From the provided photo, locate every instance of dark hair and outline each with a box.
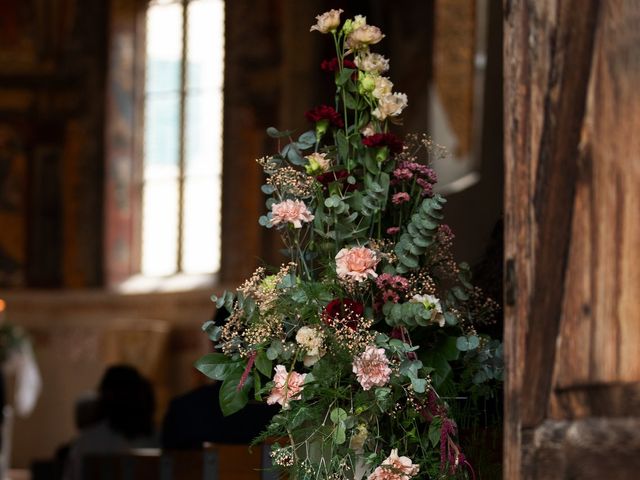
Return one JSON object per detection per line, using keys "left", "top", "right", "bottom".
{"left": 98, "top": 365, "right": 155, "bottom": 440}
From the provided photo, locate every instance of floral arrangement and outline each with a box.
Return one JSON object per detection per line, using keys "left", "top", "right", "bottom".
{"left": 197, "top": 10, "right": 502, "bottom": 480}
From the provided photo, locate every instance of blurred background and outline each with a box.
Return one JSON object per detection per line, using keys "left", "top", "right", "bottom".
{"left": 0, "top": 0, "right": 503, "bottom": 473}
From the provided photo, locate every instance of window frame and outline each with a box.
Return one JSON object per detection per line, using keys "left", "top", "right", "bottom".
{"left": 105, "top": 0, "right": 225, "bottom": 289}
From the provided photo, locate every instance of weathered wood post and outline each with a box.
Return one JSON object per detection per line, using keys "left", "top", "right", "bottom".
{"left": 504, "top": 0, "right": 640, "bottom": 478}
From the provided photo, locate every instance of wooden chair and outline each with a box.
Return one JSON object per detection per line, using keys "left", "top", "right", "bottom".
{"left": 81, "top": 444, "right": 271, "bottom": 480}
{"left": 83, "top": 449, "right": 160, "bottom": 480}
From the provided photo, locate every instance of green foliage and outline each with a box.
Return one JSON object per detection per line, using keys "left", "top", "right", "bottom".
{"left": 394, "top": 195, "right": 447, "bottom": 274}
{"left": 196, "top": 12, "right": 503, "bottom": 480}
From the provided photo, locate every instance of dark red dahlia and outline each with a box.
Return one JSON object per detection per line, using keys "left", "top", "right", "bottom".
{"left": 323, "top": 298, "right": 364, "bottom": 329}
{"left": 305, "top": 105, "right": 344, "bottom": 128}
{"left": 362, "top": 133, "right": 404, "bottom": 154}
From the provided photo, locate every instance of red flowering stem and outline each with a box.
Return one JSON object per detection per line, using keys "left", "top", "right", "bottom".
{"left": 463, "top": 459, "right": 477, "bottom": 480}
{"left": 237, "top": 351, "right": 257, "bottom": 391}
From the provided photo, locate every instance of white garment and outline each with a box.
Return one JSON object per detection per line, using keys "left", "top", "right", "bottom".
{"left": 3, "top": 342, "right": 42, "bottom": 417}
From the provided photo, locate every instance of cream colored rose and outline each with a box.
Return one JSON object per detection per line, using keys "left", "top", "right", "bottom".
{"left": 295, "top": 326, "right": 325, "bottom": 366}
{"left": 355, "top": 52, "right": 389, "bottom": 74}
{"left": 304, "top": 152, "right": 331, "bottom": 175}
{"left": 346, "top": 24, "right": 385, "bottom": 50}
{"left": 372, "top": 76, "right": 393, "bottom": 100}
{"left": 310, "top": 9, "right": 343, "bottom": 33}
{"left": 349, "top": 424, "right": 368, "bottom": 453}
{"left": 372, "top": 92, "right": 408, "bottom": 120}
{"left": 352, "top": 15, "right": 367, "bottom": 30}
{"left": 410, "top": 294, "right": 445, "bottom": 327}
{"left": 360, "top": 123, "right": 376, "bottom": 137}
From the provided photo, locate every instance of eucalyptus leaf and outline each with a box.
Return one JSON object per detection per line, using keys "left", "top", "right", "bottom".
{"left": 411, "top": 377, "right": 428, "bottom": 393}
{"left": 297, "top": 130, "right": 316, "bottom": 148}
{"left": 330, "top": 408, "right": 348, "bottom": 424}
{"left": 452, "top": 286, "right": 469, "bottom": 301}
{"left": 266, "top": 126, "right": 293, "bottom": 138}
{"left": 456, "top": 337, "right": 470, "bottom": 351}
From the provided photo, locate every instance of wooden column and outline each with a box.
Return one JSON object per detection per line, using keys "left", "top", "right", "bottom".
{"left": 220, "top": 0, "right": 283, "bottom": 284}
{"left": 504, "top": 0, "right": 640, "bottom": 478}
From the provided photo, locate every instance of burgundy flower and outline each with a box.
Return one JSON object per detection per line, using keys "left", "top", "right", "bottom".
{"left": 417, "top": 178, "right": 434, "bottom": 197}
{"left": 320, "top": 57, "right": 357, "bottom": 73}
{"left": 392, "top": 192, "right": 411, "bottom": 205}
{"left": 361, "top": 133, "right": 404, "bottom": 154}
{"left": 322, "top": 298, "right": 364, "bottom": 329}
{"left": 381, "top": 289, "right": 400, "bottom": 304}
{"left": 315, "top": 169, "right": 358, "bottom": 192}
{"left": 393, "top": 167, "right": 413, "bottom": 181}
{"left": 304, "top": 105, "right": 344, "bottom": 128}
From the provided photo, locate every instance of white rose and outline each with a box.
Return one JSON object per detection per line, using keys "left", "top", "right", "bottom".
{"left": 372, "top": 77, "right": 393, "bottom": 99}
{"left": 372, "top": 92, "right": 408, "bottom": 120}
{"left": 410, "top": 294, "right": 445, "bottom": 327}
{"left": 355, "top": 52, "right": 390, "bottom": 74}
{"left": 310, "top": 9, "right": 343, "bottom": 34}
{"left": 360, "top": 123, "right": 376, "bottom": 137}
{"left": 296, "top": 326, "right": 325, "bottom": 365}
{"left": 346, "top": 25, "right": 385, "bottom": 50}
{"left": 352, "top": 15, "right": 367, "bottom": 30}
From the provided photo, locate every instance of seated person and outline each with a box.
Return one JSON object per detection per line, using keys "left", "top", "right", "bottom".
{"left": 64, "top": 365, "right": 158, "bottom": 480}
{"left": 161, "top": 381, "right": 276, "bottom": 450}
{"left": 162, "top": 308, "right": 276, "bottom": 449}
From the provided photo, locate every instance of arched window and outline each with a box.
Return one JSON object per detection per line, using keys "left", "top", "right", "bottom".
{"left": 105, "top": 0, "right": 225, "bottom": 288}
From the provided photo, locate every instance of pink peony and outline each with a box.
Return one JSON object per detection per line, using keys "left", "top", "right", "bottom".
{"left": 270, "top": 199, "right": 314, "bottom": 228}
{"left": 352, "top": 345, "right": 392, "bottom": 390}
{"left": 266, "top": 365, "right": 307, "bottom": 409}
{"left": 335, "top": 246, "right": 379, "bottom": 282}
{"left": 367, "top": 449, "right": 420, "bottom": 480}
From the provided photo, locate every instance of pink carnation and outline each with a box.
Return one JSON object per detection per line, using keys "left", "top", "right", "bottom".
{"left": 335, "top": 246, "right": 379, "bottom": 282}
{"left": 393, "top": 168, "right": 413, "bottom": 181}
{"left": 270, "top": 199, "right": 314, "bottom": 228}
{"left": 368, "top": 449, "right": 420, "bottom": 480}
{"left": 352, "top": 345, "right": 392, "bottom": 390}
{"left": 266, "top": 365, "right": 307, "bottom": 409}
{"left": 392, "top": 192, "right": 410, "bottom": 205}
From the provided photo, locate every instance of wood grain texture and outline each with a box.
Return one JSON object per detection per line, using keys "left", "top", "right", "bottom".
{"left": 504, "top": 0, "right": 640, "bottom": 478}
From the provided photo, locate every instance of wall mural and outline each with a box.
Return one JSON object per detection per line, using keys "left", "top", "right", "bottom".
{"left": 0, "top": 0, "right": 104, "bottom": 288}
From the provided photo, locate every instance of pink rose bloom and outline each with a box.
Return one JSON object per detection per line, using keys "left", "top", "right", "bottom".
{"left": 266, "top": 365, "right": 307, "bottom": 409}
{"left": 352, "top": 345, "right": 392, "bottom": 390}
{"left": 368, "top": 449, "right": 420, "bottom": 480}
{"left": 271, "top": 199, "right": 314, "bottom": 228}
{"left": 392, "top": 192, "right": 410, "bottom": 205}
{"left": 335, "top": 246, "right": 379, "bottom": 282}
